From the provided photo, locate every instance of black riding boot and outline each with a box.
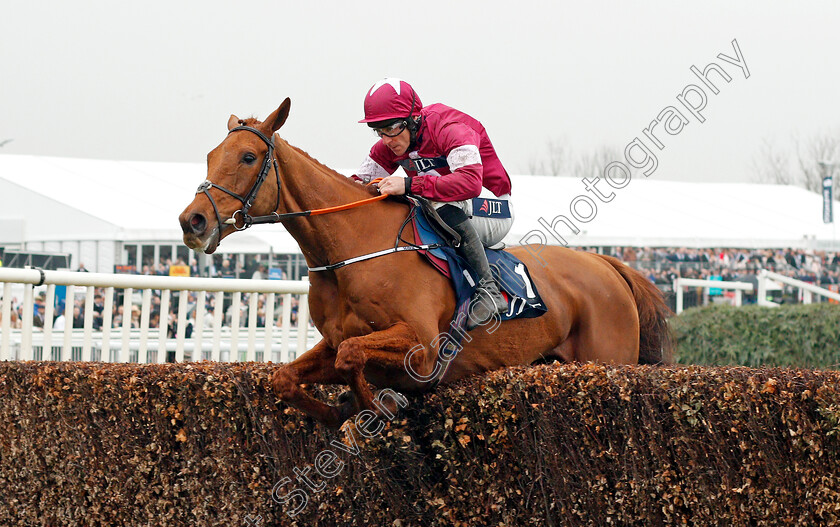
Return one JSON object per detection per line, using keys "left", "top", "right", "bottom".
{"left": 437, "top": 205, "right": 508, "bottom": 330}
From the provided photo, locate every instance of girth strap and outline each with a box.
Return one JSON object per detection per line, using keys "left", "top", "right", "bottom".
{"left": 307, "top": 243, "right": 443, "bottom": 272}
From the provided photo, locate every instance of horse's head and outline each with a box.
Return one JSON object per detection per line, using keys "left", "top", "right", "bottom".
{"left": 179, "top": 98, "right": 291, "bottom": 254}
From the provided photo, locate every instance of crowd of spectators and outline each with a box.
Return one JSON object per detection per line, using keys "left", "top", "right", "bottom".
{"left": 1, "top": 256, "right": 298, "bottom": 332}
{"left": 596, "top": 247, "right": 840, "bottom": 287}
{"left": 1, "top": 289, "right": 305, "bottom": 335}
{"left": 3, "top": 248, "right": 839, "bottom": 330}
{"left": 596, "top": 247, "right": 840, "bottom": 307}
{"left": 137, "top": 248, "right": 840, "bottom": 287}
{"left": 130, "top": 255, "right": 287, "bottom": 281}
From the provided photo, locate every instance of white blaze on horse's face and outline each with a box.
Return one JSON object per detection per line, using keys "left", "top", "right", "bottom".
{"left": 199, "top": 225, "right": 220, "bottom": 253}
{"left": 178, "top": 99, "right": 292, "bottom": 254}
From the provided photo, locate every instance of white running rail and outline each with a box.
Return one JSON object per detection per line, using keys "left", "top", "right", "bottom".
{"left": 757, "top": 269, "right": 840, "bottom": 307}
{"left": 673, "top": 277, "right": 754, "bottom": 314}
{"left": 0, "top": 268, "right": 318, "bottom": 363}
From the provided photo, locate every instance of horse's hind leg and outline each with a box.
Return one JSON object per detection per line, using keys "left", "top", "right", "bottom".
{"left": 271, "top": 339, "right": 351, "bottom": 428}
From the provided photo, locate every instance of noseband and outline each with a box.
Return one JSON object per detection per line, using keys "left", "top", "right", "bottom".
{"left": 195, "top": 125, "right": 282, "bottom": 247}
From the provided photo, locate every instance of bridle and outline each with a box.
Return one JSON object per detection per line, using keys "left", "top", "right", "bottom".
{"left": 193, "top": 125, "right": 441, "bottom": 273}
{"left": 195, "top": 125, "right": 282, "bottom": 249}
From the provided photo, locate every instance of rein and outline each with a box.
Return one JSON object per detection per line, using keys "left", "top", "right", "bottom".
{"left": 308, "top": 206, "right": 443, "bottom": 272}
{"left": 240, "top": 193, "right": 389, "bottom": 225}
{"left": 196, "top": 126, "right": 420, "bottom": 269}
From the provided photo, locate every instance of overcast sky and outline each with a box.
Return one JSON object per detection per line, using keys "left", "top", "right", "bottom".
{"left": 1, "top": 1, "right": 839, "bottom": 184}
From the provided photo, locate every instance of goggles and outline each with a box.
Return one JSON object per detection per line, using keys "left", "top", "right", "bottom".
{"left": 372, "top": 120, "right": 407, "bottom": 138}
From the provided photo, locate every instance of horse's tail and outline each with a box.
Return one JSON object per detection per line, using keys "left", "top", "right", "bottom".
{"left": 594, "top": 254, "right": 674, "bottom": 364}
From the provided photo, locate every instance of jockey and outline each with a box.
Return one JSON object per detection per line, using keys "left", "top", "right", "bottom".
{"left": 353, "top": 78, "right": 513, "bottom": 330}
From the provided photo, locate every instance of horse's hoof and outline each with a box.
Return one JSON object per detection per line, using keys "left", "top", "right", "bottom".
{"left": 336, "top": 390, "right": 360, "bottom": 420}
{"left": 372, "top": 389, "right": 405, "bottom": 421}
{"left": 337, "top": 389, "right": 355, "bottom": 406}
{"left": 314, "top": 399, "right": 354, "bottom": 430}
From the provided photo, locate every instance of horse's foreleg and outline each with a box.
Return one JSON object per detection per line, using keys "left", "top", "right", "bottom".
{"left": 334, "top": 321, "right": 427, "bottom": 418}
{"left": 271, "top": 339, "right": 350, "bottom": 428}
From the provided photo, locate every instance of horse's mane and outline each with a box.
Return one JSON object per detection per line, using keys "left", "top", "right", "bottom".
{"left": 237, "top": 117, "right": 379, "bottom": 197}
{"left": 285, "top": 142, "right": 341, "bottom": 179}
{"left": 281, "top": 139, "right": 379, "bottom": 196}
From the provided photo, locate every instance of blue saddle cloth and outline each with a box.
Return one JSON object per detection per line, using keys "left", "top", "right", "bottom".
{"left": 412, "top": 205, "right": 548, "bottom": 323}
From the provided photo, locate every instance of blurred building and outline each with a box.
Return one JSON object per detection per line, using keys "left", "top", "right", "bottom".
{"left": 1, "top": 154, "right": 838, "bottom": 276}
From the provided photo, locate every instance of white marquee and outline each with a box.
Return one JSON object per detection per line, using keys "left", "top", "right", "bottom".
{"left": 1, "top": 154, "right": 838, "bottom": 273}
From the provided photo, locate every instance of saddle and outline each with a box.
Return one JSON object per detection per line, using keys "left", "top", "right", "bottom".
{"left": 405, "top": 197, "right": 547, "bottom": 323}
{"left": 414, "top": 196, "right": 506, "bottom": 250}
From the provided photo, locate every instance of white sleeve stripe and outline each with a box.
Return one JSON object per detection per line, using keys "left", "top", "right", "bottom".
{"left": 356, "top": 156, "right": 392, "bottom": 182}
{"left": 447, "top": 145, "right": 482, "bottom": 170}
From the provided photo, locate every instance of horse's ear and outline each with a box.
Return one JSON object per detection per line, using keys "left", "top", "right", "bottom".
{"left": 227, "top": 114, "right": 240, "bottom": 131}
{"left": 266, "top": 98, "right": 291, "bottom": 133}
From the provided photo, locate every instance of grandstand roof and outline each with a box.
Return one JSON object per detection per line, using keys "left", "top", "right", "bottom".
{"left": 1, "top": 154, "right": 838, "bottom": 251}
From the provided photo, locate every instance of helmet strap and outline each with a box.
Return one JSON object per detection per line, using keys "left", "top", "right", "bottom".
{"left": 406, "top": 88, "right": 420, "bottom": 149}
{"left": 408, "top": 116, "right": 422, "bottom": 150}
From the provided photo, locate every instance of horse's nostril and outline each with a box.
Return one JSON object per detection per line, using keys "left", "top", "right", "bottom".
{"left": 189, "top": 213, "right": 206, "bottom": 234}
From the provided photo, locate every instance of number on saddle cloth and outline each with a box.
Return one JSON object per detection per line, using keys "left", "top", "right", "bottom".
{"left": 411, "top": 203, "right": 547, "bottom": 322}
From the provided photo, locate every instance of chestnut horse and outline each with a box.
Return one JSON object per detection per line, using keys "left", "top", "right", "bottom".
{"left": 179, "top": 99, "right": 672, "bottom": 428}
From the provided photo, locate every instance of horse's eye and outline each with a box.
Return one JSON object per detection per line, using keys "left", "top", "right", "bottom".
{"left": 243, "top": 153, "right": 257, "bottom": 164}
